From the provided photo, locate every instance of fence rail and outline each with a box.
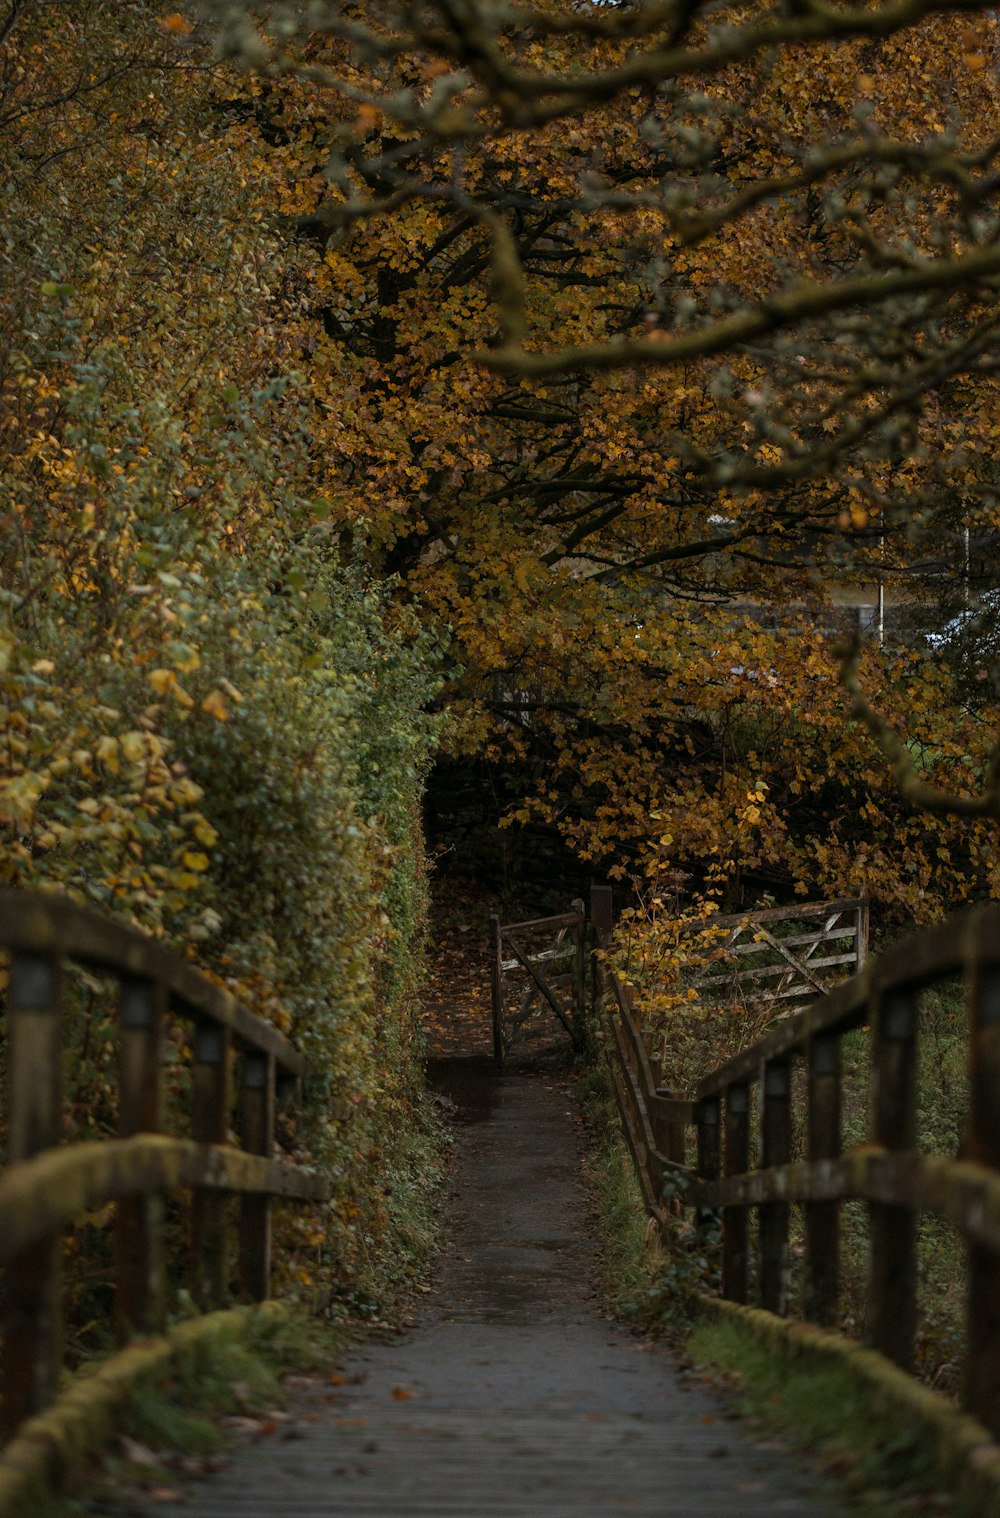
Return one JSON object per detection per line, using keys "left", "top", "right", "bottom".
{"left": 0, "top": 889, "right": 329, "bottom": 1442}
{"left": 592, "top": 884, "right": 1000, "bottom": 1443}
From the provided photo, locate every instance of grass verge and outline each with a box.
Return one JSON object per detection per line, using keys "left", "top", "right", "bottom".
{"left": 688, "top": 1309, "right": 985, "bottom": 1517}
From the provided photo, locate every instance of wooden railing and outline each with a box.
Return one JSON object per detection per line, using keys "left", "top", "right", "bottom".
{"left": 592, "top": 884, "right": 1000, "bottom": 1442}
{"left": 0, "top": 890, "right": 329, "bottom": 1440}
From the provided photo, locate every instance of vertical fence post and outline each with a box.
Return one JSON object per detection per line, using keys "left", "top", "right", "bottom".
{"left": 2, "top": 951, "right": 64, "bottom": 1434}
{"left": 759, "top": 1056, "right": 792, "bottom": 1314}
{"left": 723, "top": 1082, "right": 750, "bottom": 1304}
{"left": 571, "top": 897, "right": 586, "bottom": 1050}
{"left": 865, "top": 985, "right": 918, "bottom": 1369}
{"left": 239, "top": 1051, "right": 276, "bottom": 1302}
{"left": 805, "top": 1031, "right": 841, "bottom": 1327}
{"left": 115, "top": 976, "right": 167, "bottom": 1339}
{"left": 964, "top": 957, "right": 1000, "bottom": 1436}
{"left": 489, "top": 914, "right": 504, "bottom": 1069}
{"left": 696, "top": 1094, "right": 721, "bottom": 1240}
{"left": 855, "top": 895, "right": 870, "bottom": 973}
{"left": 589, "top": 885, "right": 614, "bottom": 1008}
{"left": 191, "top": 1021, "right": 232, "bottom": 1310}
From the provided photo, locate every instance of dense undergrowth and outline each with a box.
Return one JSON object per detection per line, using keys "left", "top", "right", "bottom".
{"left": 0, "top": 0, "right": 447, "bottom": 1341}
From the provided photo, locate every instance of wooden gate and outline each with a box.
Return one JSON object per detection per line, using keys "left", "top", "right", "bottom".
{"left": 692, "top": 897, "right": 868, "bottom": 1017}
{"left": 489, "top": 901, "right": 587, "bottom": 1068}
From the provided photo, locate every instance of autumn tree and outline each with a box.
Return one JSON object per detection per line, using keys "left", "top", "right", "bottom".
{"left": 0, "top": 0, "right": 443, "bottom": 1313}
{"left": 192, "top": 1, "right": 1000, "bottom": 920}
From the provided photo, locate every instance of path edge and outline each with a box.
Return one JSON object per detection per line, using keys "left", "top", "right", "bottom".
{"left": 0, "top": 1300, "right": 289, "bottom": 1518}
{"left": 694, "top": 1294, "right": 1000, "bottom": 1516}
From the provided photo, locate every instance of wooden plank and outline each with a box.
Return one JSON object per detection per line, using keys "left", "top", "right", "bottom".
{"left": 865, "top": 986, "right": 918, "bottom": 1370}
{"left": 498, "top": 911, "right": 583, "bottom": 935}
{"left": 723, "top": 1083, "right": 750, "bottom": 1304}
{"left": 2, "top": 952, "right": 64, "bottom": 1436}
{"left": 490, "top": 914, "right": 504, "bottom": 1069}
{"left": 707, "top": 898, "right": 865, "bottom": 929}
{"left": 115, "top": 976, "right": 167, "bottom": 1340}
{"left": 239, "top": 1051, "right": 276, "bottom": 1302}
{"left": 191, "top": 1022, "right": 232, "bottom": 1311}
{"left": 759, "top": 1057, "right": 792, "bottom": 1315}
{"left": 964, "top": 954, "right": 1000, "bottom": 1437}
{"left": 503, "top": 935, "right": 576, "bottom": 1039}
{"left": 0, "top": 1137, "right": 329, "bottom": 1261}
{"left": 805, "top": 1031, "right": 841, "bottom": 1327}
{"left": 696, "top": 1096, "right": 721, "bottom": 1238}
{"left": 698, "top": 902, "right": 1000, "bottom": 1097}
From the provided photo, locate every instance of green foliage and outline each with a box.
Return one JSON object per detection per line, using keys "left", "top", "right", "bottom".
{"left": 0, "top": 0, "right": 447, "bottom": 1322}
{"left": 690, "top": 1317, "right": 966, "bottom": 1517}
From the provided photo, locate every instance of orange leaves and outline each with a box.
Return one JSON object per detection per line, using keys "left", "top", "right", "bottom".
{"left": 159, "top": 12, "right": 194, "bottom": 36}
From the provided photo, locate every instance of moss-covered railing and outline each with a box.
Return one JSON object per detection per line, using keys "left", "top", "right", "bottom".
{"left": 592, "top": 884, "right": 1000, "bottom": 1446}
{"left": 0, "top": 889, "right": 329, "bottom": 1442}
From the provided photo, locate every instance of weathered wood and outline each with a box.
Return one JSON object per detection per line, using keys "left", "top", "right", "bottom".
{"left": 759, "top": 1057, "right": 792, "bottom": 1314}
{"left": 0, "top": 1136, "right": 329, "bottom": 1262}
{"left": 490, "top": 913, "right": 504, "bottom": 1068}
{"left": 191, "top": 1022, "right": 232, "bottom": 1310}
{"left": 723, "top": 1083, "right": 750, "bottom": 1304}
{"left": 804, "top": 1032, "right": 841, "bottom": 1327}
{"left": 238, "top": 1052, "right": 276, "bottom": 1302}
{"left": 115, "top": 976, "right": 167, "bottom": 1339}
{"left": 503, "top": 933, "right": 576, "bottom": 1038}
{"left": 696, "top": 1095, "right": 721, "bottom": 1238}
{"left": 865, "top": 986, "right": 918, "bottom": 1369}
{"left": 0, "top": 890, "right": 306, "bottom": 1076}
{"left": 572, "top": 897, "right": 587, "bottom": 1044}
{"left": 2, "top": 952, "right": 64, "bottom": 1436}
{"left": 964, "top": 956, "right": 1000, "bottom": 1437}
{"left": 698, "top": 904, "right": 1000, "bottom": 1099}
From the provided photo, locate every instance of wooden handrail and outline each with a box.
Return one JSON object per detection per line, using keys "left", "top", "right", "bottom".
{"left": 0, "top": 890, "right": 330, "bottom": 1442}
{"left": 592, "top": 885, "right": 1000, "bottom": 1442}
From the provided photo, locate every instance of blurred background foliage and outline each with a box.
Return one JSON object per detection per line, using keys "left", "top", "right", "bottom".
{"left": 0, "top": 0, "right": 445, "bottom": 1328}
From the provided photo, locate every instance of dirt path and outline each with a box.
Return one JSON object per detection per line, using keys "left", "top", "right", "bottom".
{"left": 144, "top": 1043, "right": 850, "bottom": 1518}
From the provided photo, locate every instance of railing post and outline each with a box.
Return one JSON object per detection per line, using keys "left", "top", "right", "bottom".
{"left": 696, "top": 1094, "right": 721, "bottom": 1239}
{"left": 589, "top": 884, "right": 614, "bottom": 1008}
{"left": 964, "top": 958, "right": 1000, "bottom": 1436}
{"left": 855, "top": 894, "right": 869, "bottom": 973}
{"left": 865, "top": 986, "right": 918, "bottom": 1369}
{"left": 723, "top": 1082, "right": 750, "bottom": 1303}
{"left": 759, "top": 1056, "right": 792, "bottom": 1314}
{"left": 489, "top": 913, "right": 504, "bottom": 1068}
{"left": 115, "top": 976, "right": 167, "bottom": 1339}
{"left": 191, "top": 1021, "right": 232, "bottom": 1310}
{"left": 2, "top": 951, "right": 64, "bottom": 1433}
{"left": 239, "top": 1051, "right": 276, "bottom": 1302}
{"left": 571, "top": 897, "right": 586, "bottom": 1049}
{"left": 804, "top": 1031, "right": 841, "bottom": 1327}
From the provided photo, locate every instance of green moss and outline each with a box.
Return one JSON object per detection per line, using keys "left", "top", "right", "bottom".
{"left": 689, "top": 1306, "right": 1000, "bottom": 1518}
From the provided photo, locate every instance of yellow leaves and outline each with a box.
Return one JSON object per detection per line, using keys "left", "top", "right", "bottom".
{"left": 201, "top": 688, "right": 229, "bottom": 722}
{"left": 181, "top": 850, "right": 210, "bottom": 872}
{"left": 148, "top": 668, "right": 193, "bottom": 708}
{"left": 0, "top": 771, "right": 49, "bottom": 824}
{"left": 95, "top": 735, "right": 120, "bottom": 774}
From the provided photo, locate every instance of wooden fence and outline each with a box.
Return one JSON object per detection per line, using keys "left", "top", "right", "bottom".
{"left": 592, "top": 884, "right": 1000, "bottom": 1442}
{"left": 0, "top": 890, "right": 328, "bottom": 1441}
{"left": 693, "top": 897, "right": 868, "bottom": 1014}
{"left": 489, "top": 901, "right": 586, "bottom": 1068}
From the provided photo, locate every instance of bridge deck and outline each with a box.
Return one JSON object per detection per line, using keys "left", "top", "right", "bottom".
{"left": 145, "top": 1062, "right": 849, "bottom": 1518}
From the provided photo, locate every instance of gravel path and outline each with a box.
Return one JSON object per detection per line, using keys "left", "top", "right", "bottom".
{"left": 153, "top": 1056, "right": 850, "bottom": 1518}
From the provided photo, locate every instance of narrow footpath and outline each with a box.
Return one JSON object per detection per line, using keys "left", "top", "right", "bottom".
{"left": 139, "top": 886, "right": 851, "bottom": 1518}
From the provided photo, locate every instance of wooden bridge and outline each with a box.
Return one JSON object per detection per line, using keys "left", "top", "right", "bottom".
{"left": 2, "top": 885, "right": 1000, "bottom": 1515}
